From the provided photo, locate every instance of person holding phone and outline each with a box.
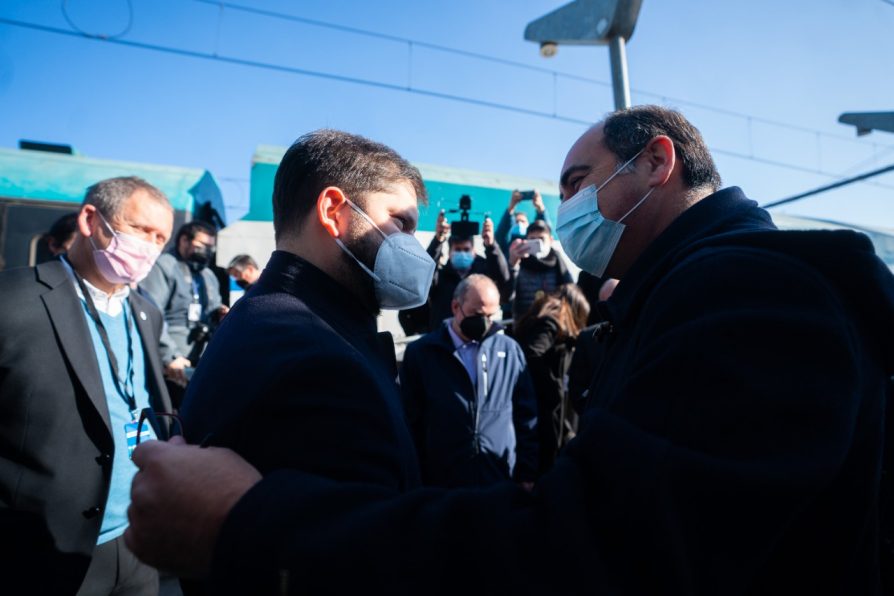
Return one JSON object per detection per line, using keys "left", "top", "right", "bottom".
{"left": 507, "top": 219, "right": 574, "bottom": 322}
{"left": 401, "top": 210, "right": 512, "bottom": 333}
{"left": 494, "top": 189, "right": 552, "bottom": 258}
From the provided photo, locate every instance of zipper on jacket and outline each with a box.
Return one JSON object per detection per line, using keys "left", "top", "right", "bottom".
{"left": 474, "top": 352, "right": 488, "bottom": 454}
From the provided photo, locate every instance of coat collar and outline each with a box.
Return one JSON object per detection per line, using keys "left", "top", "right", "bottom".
{"left": 603, "top": 187, "right": 776, "bottom": 329}
{"left": 257, "top": 250, "right": 380, "bottom": 353}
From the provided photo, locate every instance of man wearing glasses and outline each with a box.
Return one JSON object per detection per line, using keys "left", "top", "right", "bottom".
{"left": 127, "top": 109, "right": 894, "bottom": 594}
{"left": 400, "top": 274, "right": 537, "bottom": 489}
{"left": 0, "top": 177, "right": 174, "bottom": 595}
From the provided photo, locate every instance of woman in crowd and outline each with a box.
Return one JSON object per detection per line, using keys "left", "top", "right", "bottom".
{"left": 514, "top": 283, "right": 590, "bottom": 475}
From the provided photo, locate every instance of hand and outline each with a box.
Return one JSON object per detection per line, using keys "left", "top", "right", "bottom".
{"left": 481, "top": 217, "right": 495, "bottom": 247}
{"left": 217, "top": 305, "right": 230, "bottom": 319}
{"left": 518, "top": 481, "right": 535, "bottom": 492}
{"left": 435, "top": 210, "right": 451, "bottom": 242}
{"left": 125, "top": 439, "right": 262, "bottom": 578}
{"left": 164, "top": 356, "right": 191, "bottom": 388}
{"left": 532, "top": 190, "right": 545, "bottom": 214}
{"left": 508, "top": 238, "right": 528, "bottom": 267}
{"left": 509, "top": 190, "right": 522, "bottom": 213}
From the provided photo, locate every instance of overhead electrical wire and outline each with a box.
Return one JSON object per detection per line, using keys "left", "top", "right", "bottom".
{"left": 191, "top": 0, "right": 890, "bottom": 146}
{"left": 61, "top": 0, "right": 133, "bottom": 40}
{"left": 2, "top": 12, "right": 893, "bottom": 193}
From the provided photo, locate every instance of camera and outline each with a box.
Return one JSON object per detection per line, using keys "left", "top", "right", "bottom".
{"left": 448, "top": 194, "right": 480, "bottom": 238}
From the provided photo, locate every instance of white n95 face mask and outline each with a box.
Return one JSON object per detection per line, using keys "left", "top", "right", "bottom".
{"left": 335, "top": 198, "right": 435, "bottom": 310}
{"left": 556, "top": 148, "right": 653, "bottom": 278}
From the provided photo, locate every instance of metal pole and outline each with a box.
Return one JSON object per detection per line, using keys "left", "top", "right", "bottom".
{"left": 761, "top": 162, "right": 894, "bottom": 209}
{"left": 608, "top": 36, "right": 631, "bottom": 110}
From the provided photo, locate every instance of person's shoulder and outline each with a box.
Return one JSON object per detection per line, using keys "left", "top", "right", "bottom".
{"left": 0, "top": 264, "right": 66, "bottom": 330}
{"left": 129, "top": 290, "right": 164, "bottom": 322}
{"left": 220, "top": 292, "right": 366, "bottom": 360}
{"left": 652, "top": 243, "right": 846, "bottom": 320}
{"left": 406, "top": 326, "right": 448, "bottom": 353}
{"left": 676, "top": 242, "right": 830, "bottom": 286}
{"left": 153, "top": 252, "right": 178, "bottom": 273}
{"left": 0, "top": 265, "right": 38, "bottom": 289}
{"left": 0, "top": 262, "right": 63, "bottom": 297}
{"left": 490, "top": 330, "right": 526, "bottom": 354}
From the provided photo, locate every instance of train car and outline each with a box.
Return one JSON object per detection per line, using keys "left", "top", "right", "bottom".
{"left": 0, "top": 143, "right": 226, "bottom": 270}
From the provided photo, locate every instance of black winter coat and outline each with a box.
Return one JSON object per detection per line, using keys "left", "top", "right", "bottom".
{"left": 181, "top": 251, "right": 419, "bottom": 489}
{"left": 208, "top": 188, "right": 894, "bottom": 595}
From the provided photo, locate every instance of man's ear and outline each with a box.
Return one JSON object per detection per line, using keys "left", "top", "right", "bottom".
{"left": 451, "top": 299, "right": 461, "bottom": 318}
{"left": 317, "top": 187, "right": 348, "bottom": 237}
{"left": 643, "top": 135, "right": 676, "bottom": 187}
{"left": 78, "top": 204, "right": 98, "bottom": 238}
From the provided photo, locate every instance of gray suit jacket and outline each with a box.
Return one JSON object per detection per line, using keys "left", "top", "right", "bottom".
{"left": 0, "top": 259, "right": 172, "bottom": 594}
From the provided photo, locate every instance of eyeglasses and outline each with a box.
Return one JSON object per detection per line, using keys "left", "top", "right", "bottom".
{"left": 136, "top": 407, "right": 184, "bottom": 446}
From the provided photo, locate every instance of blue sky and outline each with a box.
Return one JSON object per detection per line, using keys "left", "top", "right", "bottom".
{"left": 1, "top": 0, "right": 892, "bottom": 228}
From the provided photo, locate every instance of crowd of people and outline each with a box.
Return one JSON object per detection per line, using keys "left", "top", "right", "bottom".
{"left": 1, "top": 105, "right": 893, "bottom": 595}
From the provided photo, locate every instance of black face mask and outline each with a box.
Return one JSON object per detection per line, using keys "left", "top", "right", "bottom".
{"left": 235, "top": 279, "right": 251, "bottom": 290}
{"left": 459, "top": 314, "right": 491, "bottom": 342}
{"left": 187, "top": 246, "right": 213, "bottom": 272}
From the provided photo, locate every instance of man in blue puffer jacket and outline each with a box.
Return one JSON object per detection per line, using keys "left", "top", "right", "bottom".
{"left": 400, "top": 274, "right": 538, "bottom": 488}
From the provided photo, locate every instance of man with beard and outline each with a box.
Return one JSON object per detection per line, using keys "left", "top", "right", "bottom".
{"left": 128, "top": 108, "right": 894, "bottom": 595}
{"left": 170, "top": 129, "right": 434, "bottom": 576}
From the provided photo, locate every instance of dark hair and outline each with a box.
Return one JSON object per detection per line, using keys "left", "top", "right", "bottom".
{"left": 272, "top": 129, "right": 427, "bottom": 241}
{"left": 515, "top": 283, "right": 590, "bottom": 342}
{"left": 227, "top": 254, "right": 258, "bottom": 271}
{"left": 525, "top": 220, "right": 551, "bottom": 236}
{"left": 448, "top": 235, "right": 474, "bottom": 248}
{"left": 176, "top": 220, "right": 217, "bottom": 245}
{"left": 44, "top": 212, "right": 78, "bottom": 247}
{"left": 602, "top": 105, "right": 721, "bottom": 192}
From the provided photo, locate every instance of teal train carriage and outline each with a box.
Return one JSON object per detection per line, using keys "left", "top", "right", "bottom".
{"left": 0, "top": 144, "right": 226, "bottom": 270}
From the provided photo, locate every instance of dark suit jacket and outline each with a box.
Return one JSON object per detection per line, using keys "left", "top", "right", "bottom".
{"left": 181, "top": 250, "right": 419, "bottom": 488}
{"left": 0, "top": 260, "right": 171, "bottom": 594}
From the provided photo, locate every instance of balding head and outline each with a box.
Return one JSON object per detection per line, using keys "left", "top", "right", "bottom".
{"left": 453, "top": 274, "right": 500, "bottom": 307}
{"left": 559, "top": 106, "right": 719, "bottom": 279}
{"left": 451, "top": 274, "right": 501, "bottom": 341}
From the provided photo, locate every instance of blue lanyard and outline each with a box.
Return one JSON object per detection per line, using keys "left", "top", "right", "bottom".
{"left": 73, "top": 273, "right": 137, "bottom": 412}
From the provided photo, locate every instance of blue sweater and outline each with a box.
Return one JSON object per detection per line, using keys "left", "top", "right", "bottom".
{"left": 79, "top": 300, "right": 152, "bottom": 544}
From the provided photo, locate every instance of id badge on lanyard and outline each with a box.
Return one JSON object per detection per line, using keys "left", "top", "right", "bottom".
{"left": 188, "top": 299, "right": 202, "bottom": 323}
{"left": 125, "top": 417, "right": 156, "bottom": 458}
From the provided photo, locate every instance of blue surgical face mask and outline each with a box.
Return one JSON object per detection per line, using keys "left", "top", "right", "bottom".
{"left": 556, "top": 148, "right": 653, "bottom": 278}
{"left": 450, "top": 250, "right": 475, "bottom": 271}
{"left": 509, "top": 222, "right": 528, "bottom": 241}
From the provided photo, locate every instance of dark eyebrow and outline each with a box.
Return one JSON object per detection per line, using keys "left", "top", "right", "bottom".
{"left": 560, "top": 164, "right": 590, "bottom": 189}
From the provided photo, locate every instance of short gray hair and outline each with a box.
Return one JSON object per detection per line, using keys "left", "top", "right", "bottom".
{"left": 453, "top": 273, "right": 498, "bottom": 303}
{"left": 83, "top": 176, "right": 171, "bottom": 219}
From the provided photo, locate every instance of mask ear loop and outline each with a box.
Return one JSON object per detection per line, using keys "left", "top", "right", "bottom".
{"left": 343, "top": 198, "right": 388, "bottom": 240}
{"left": 332, "top": 197, "right": 387, "bottom": 282}
{"left": 597, "top": 146, "right": 646, "bottom": 193}
{"left": 334, "top": 237, "right": 381, "bottom": 282}
{"left": 618, "top": 187, "right": 656, "bottom": 224}
{"left": 89, "top": 211, "right": 118, "bottom": 251}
